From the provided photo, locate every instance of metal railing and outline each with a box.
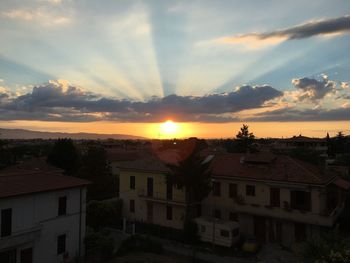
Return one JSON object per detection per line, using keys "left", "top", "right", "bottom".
{"left": 137, "top": 189, "right": 186, "bottom": 205}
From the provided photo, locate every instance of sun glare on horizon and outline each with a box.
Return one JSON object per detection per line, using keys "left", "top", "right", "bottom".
{"left": 159, "top": 120, "right": 179, "bottom": 138}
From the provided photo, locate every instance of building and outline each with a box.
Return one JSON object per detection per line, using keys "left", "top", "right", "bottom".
{"left": 0, "top": 161, "right": 90, "bottom": 263}
{"left": 118, "top": 155, "right": 187, "bottom": 230}
{"left": 273, "top": 135, "right": 328, "bottom": 154}
{"left": 202, "top": 153, "right": 349, "bottom": 247}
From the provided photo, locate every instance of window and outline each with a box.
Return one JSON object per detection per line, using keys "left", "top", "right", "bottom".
{"left": 246, "top": 185, "right": 255, "bottom": 196}
{"left": 166, "top": 205, "right": 173, "bottom": 220}
{"left": 1, "top": 208, "right": 12, "bottom": 237}
{"left": 213, "top": 182, "right": 221, "bottom": 196}
{"left": 229, "top": 212, "right": 238, "bottom": 221}
{"left": 58, "top": 196, "right": 67, "bottom": 216}
{"left": 130, "top": 176, "right": 135, "bottom": 189}
{"left": 0, "top": 249, "right": 16, "bottom": 263}
{"left": 166, "top": 182, "right": 173, "bottom": 200}
{"left": 200, "top": 225, "right": 206, "bottom": 233}
{"left": 213, "top": 209, "right": 221, "bottom": 219}
{"left": 20, "top": 248, "right": 33, "bottom": 263}
{"left": 57, "top": 234, "right": 66, "bottom": 255}
{"left": 232, "top": 228, "right": 239, "bottom": 237}
{"left": 147, "top": 177, "right": 153, "bottom": 197}
{"left": 229, "top": 183, "right": 238, "bottom": 198}
{"left": 295, "top": 223, "right": 306, "bottom": 241}
{"left": 291, "top": 191, "right": 311, "bottom": 211}
{"left": 130, "top": 200, "right": 135, "bottom": 213}
{"left": 270, "top": 188, "right": 280, "bottom": 207}
{"left": 220, "top": 229, "right": 229, "bottom": 237}
{"left": 196, "top": 204, "right": 202, "bottom": 217}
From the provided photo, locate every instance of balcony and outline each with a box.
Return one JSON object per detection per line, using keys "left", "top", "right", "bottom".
{"left": 137, "top": 189, "right": 186, "bottom": 206}
{"left": 229, "top": 198, "right": 343, "bottom": 226}
{"left": 0, "top": 225, "right": 42, "bottom": 250}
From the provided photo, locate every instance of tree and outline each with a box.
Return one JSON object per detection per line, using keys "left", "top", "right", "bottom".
{"left": 77, "top": 146, "right": 117, "bottom": 201}
{"left": 335, "top": 131, "right": 346, "bottom": 154}
{"left": 47, "top": 138, "right": 79, "bottom": 174}
{"left": 167, "top": 139, "right": 212, "bottom": 223}
{"left": 86, "top": 199, "right": 123, "bottom": 231}
{"left": 299, "top": 231, "right": 350, "bottom": 263}
{"left": 235, "top": 124, "right": 255, "bottom": 152}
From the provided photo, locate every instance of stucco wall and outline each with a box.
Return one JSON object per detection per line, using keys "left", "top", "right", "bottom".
{"left": 0, "top": 187, "right": 86, "bottom": 263}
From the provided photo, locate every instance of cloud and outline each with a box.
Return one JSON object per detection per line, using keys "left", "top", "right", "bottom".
{"left": 0, "top": 80, "right": 282, "bottom": 122}
{"left": 218, "top": 15, "right": 350, "bottom": 48}
{"left": 291, "top": 76, "right": 336, "bottom": 101}
{"left": 2, "top": 8, "right": 71, "bottom": 26}
{"left": 1, "top": 76, "right": 349, "bottom": 123}
{"left": 341, "top": 82, "right": 349, "bottom": 89}
{"left": 249, "top": 107, "right": 350, "bottom": 122}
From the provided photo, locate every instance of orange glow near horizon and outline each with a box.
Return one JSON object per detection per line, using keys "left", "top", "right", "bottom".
{"left": 159, "top": 120, "right": 179, "bottom": 138}
{"left": 1, "top": 120, "right": 350, "bottom": 139}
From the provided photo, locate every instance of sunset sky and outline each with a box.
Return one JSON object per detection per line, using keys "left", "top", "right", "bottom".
{"left": 0, "top": 0, "right": 350, "bottom": 138}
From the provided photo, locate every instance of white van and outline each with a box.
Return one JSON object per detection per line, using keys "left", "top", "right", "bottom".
{"left": 195, "top": 217, "right": 240, "bottom": 247}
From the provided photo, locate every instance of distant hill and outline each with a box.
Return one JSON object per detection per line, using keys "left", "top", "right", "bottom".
{"left": 0, "top": 128, "right": 146, "bottom": 140}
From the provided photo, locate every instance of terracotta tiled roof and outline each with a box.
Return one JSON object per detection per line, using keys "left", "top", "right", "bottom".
{"left": 106, "top": 149, "right": 144, "bottom": 162}
{"left": 211, "top": 153, "right": 335, "bottom": 185}
{"left": 116, "top": 156, "right": 171, "bottom": 173}
{"left": 0, "top": 159, "right": 90, "bottom": 199}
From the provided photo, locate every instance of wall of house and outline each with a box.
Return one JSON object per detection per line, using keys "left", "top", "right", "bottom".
{"left": 202, "top": 177, "right": 331, "bottom": 223}
{"left": 0, "top": 187, "right": 86, "bottom": 263}
{"left": 119, "top": 170, "right": 186, "bottom": 230}
{"left": 201, "top": 177, "right": 339, "bottom": 247}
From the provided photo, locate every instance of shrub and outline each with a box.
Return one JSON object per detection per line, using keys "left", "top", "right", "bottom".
{"left": 86, "top": 199, "right": 123, "bottom": 231}
{"left": 85, "top": 229, "right": 114, "bottom": 261}
{"left": 117, "top": 235, "right": 163, "bottom": 256}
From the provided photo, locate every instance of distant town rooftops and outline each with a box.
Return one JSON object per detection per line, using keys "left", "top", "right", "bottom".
{"left": 211, "top": 153, "right": 335, "bottom": 185}
{"left": 281, "top": 135, "right": 327, "bottom": 142}
{"left": 0, "top": 158, "right": 90, "bottom": 199}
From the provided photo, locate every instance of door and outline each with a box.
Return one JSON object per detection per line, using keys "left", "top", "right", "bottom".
{"left": 147, "top": 202, "right": 153, "bottom": 223}
{"left": 20, "top": 248, "right": 33, "bottom": 263}
{"left": 276, "top": 221, "right": 282, "bottom": 244}
{"left": 147, "top": 177, "right": 153, "bottom": 197}
{"left": 254, "top": 216, "right": 266, "bottom": 243}
{"left": 270, "top": 188, "right": 280, "bottom": 207}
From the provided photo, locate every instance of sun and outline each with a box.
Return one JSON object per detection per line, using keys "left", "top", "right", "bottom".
{"left": 160, "top": 120, "right": 179, "bottom": 137}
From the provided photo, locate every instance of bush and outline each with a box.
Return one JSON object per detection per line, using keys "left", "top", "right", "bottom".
{"left": 299, "top": 231, "right": 350, "bottom": 263}
{"left": 87, "top": 199, "right": 123, "bottom": 231}
{"left": 117, "top": 235, "right": 163, "bottom": 256}
{"left": 85, "top": 229, "right": 114, "bottom": 261}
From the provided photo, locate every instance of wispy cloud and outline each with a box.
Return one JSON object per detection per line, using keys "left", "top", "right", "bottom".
{"left": 217, "top": 15, "right": 350, "bottom": 48}
{"left": 2, "top": 8, "right": 71, "bottom": 26}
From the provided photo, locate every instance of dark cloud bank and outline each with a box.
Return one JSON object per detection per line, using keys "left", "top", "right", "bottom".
{"left": 0, "top": 82, "right": 281, "bottom": 122}
{"left": 0, "top": 76, "right": 349, "bottom": 122}
{"left": 233, "top": 14, "right": 350, "bottom": 41}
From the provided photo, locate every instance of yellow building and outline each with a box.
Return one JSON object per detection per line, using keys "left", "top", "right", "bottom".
{"left": 203, "top": 153, "right": 349, "bottom": 247}
{"left": 117, "top": 156, "right": 186, "bottom": 230}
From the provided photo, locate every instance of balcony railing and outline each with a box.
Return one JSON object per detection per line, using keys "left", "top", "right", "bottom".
{"left": 0, "top": 225, "right": 42, "bottom": 250}
{"left": 229, "top": 199, "right": 343, "bottom": 226}
{"left": 137, "top": 189, "right": 186, "bottom": 206}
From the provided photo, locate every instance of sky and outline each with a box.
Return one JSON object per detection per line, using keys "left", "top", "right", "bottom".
{"left": 0, "top": 0, "right": 350, "bottom": 138}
